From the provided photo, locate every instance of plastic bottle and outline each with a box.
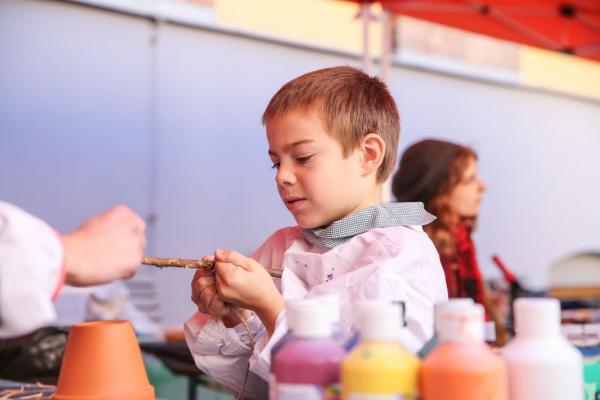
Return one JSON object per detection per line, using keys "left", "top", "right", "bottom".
{"left": 501, "top": 297, "right": 584, "bottom": 400}
{"left": 418, "top": 298, "right": 474, "bottom": 358}
{"left": 271, "top": 295, "right": 342, "bottom": 362}
{"left": 269, "top": 296, "right": 342, "bottom": 399}
{"left": 341, "top": 301, "right": 420, "bottom": 400}
{"left": 270, "top": 312, "right": 294, "bottom": 363}
{"left": 269, "top": 301, "right": 297, "bottom": 400}
{"left": 421, "top": 303, "right": 507, "bottom": 400}
{"left": 318, "top": 294, "right": 343, "bottom": 344}
{"left": 273, "top": 298, "right": 345, "bottom": 399}
{"left": 345, "top": 300, "right": 408, "bottom": 352}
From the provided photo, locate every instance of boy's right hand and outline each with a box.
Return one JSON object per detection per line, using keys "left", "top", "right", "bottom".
{"left": 191, "top": 256, "right": 251, "bottom": 327}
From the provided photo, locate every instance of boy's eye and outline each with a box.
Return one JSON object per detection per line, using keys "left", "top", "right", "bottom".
{"left": 270, "top": 162, "right": 280, "bottom": 170}
{"left": 296, "top": 155, "right": 313, "bottom": 164}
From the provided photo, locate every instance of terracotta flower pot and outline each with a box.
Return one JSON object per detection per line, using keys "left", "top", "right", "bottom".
{"left": 54, "top": 320, "right": 154, "bottom": 399}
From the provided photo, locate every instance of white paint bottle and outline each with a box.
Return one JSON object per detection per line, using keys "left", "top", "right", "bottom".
{"left": 502, "top": 297, "right": 583, "bottom": 400}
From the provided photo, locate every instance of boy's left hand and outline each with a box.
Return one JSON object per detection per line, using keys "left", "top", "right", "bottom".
{"left": 213, "top": 249, "right": 284, "bottom": 335}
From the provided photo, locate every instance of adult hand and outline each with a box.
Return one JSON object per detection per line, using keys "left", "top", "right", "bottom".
{"left": 61, "top": 205, "right": 146, "bottom": 286}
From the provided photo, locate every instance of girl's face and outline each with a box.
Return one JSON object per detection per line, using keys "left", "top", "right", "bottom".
{"left": 266, "top": 109, "right": 377, "bottom": 229}
{"left": 447, "top": 157, "right": 487, "bottom": 218}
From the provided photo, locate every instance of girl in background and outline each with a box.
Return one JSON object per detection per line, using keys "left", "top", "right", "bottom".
{"left": 392, "top": 139, "right": 488, "bottom": 309}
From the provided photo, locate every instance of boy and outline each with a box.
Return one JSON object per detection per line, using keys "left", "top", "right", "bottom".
{"left": 184, "top": 66, "right": 448, "bottom": 398}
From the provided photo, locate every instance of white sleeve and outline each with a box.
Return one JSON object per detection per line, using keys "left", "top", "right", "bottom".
{"left": 249, "top": 308, "right": 289, "bottom": 381}
{"left": 0, "top": 201, "right": 64, "bottom": 338}
{"left": 184, "top": 311, "right": 269, "bottom": 399}
{"left": 184, "top": 310, "right": 288, "bottom": 398}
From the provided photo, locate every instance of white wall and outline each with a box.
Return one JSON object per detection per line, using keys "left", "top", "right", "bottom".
{"left": 389, "top": 70, "right": 600, "bottom": 290}
{"left": 1, "top": 0, "right": 599, "bottom": 325}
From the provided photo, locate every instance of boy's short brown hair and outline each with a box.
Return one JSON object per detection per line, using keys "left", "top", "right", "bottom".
{"left": 262, "top": 66, "right": 400, "bottom": 183}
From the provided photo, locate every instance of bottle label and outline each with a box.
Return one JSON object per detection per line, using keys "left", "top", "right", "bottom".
{"left": 348, "top": 395, "right": 405, "bottom": 400}
{"left": 276, "top": 383, "right": 339, "bottom": 400}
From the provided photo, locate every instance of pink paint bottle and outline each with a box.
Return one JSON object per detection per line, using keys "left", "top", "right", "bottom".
{"left": 273, "top": 298, "right": 346, "bottom": 399}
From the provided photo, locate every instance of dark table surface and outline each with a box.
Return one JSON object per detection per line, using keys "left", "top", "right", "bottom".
{"left": 140, "top": 341, "right": 203, "bottom": 377}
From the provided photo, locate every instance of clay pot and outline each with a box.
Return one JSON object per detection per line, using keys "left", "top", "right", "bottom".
{"left": 54, "top": 320, "right": 154, "bottom": 399}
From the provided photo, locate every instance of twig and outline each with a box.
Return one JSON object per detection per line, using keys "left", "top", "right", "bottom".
{"left": 142, "top": 256, "right": 283, "bottom": 278}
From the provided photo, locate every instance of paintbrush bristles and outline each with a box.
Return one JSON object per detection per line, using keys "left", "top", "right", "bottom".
{"left": 142, "top": 256, "right": 283, "bottom": 278}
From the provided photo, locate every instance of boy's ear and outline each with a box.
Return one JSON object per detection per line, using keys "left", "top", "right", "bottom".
{"left": 361, "top": 133, "right": 385, "bottom": 177}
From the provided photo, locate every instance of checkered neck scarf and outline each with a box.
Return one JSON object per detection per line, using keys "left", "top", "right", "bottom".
{"left": 301, "top": 202, "right": 436, "bottom": 249}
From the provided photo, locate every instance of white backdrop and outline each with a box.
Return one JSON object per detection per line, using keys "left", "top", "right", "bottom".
{"left": 2, "top": 0, "right": 599, "bottom": 325}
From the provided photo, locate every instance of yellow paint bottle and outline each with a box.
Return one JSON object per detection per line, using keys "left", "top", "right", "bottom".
{"left": 341, "top": 301, "right": 420, "bottom": 400}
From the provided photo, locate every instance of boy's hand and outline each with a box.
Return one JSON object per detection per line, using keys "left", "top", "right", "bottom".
{"left": 191, "top": 256, "right": 251, "bottom": 327}
{"left": 213, "top": 249, "right": 284, "bottom": 335}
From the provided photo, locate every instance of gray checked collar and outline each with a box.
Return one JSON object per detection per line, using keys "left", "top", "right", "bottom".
{"left": 301, "top": 202, "right": 436, "bottom": 249}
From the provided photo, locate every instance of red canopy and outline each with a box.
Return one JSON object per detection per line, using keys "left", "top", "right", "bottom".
{"left": 352, "top": 0, "right": 600, "bottom": 61}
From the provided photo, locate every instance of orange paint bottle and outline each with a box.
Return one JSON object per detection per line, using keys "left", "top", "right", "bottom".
{"left": 421, "top": 303, "right": 507, "bottom": 400}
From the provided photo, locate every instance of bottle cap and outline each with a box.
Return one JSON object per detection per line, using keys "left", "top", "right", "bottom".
{"left": 434, "top": 298, "right": 474, "bottom": 332}
{"left": 356, "top": 300, "right": 404, "bottom": 340}
{"left": 287, "top": 298, "right": 332, "bottom": 338}
{"left": 437, "top": 302, "right": 484, "bottom": 343}
{"left": 313, "top": 294, "right": 341, "bottom": 324}
{"left": 514, "top": 297, "right": 561, "bottom": 336}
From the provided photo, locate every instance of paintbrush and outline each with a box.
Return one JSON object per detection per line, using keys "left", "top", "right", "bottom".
{"left": 142, "top": 256, "right": 283, "bottom": 278}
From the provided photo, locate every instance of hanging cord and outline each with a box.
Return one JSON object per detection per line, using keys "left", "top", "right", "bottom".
{"left": 231, "top": 307, "right": 255, "bottom": 400}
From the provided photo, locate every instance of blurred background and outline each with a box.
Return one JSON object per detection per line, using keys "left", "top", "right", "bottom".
{"left": 1, "top": 0, "right": 599, "bottom": 397}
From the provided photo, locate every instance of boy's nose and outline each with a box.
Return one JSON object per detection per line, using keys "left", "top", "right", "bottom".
{"left": 275, "top": 165, "right": 296, "bottom": 186}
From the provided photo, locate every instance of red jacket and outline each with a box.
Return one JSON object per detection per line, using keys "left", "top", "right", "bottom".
{"left": 439, "top": 223, "right": 486, "bottom": 308}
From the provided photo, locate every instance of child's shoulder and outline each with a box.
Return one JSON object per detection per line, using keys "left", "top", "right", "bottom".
{"left": 266, "top": 225, "right": 303, "bottom": 242}
{"left": 369, "top": 224, "right": 428, "bottom": 240}
{"left": 364, "top": 224, "right": 437, "bottom": 255}
{"left": 251, "top": 226, "right": 304, "bottom": 264}
{"left": 255, "top": 226, "right": 304, "bottom": 252}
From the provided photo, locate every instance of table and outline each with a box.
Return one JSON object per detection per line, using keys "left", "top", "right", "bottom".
{"left": 140, "top": 341, "right": 212, "bottom": 400}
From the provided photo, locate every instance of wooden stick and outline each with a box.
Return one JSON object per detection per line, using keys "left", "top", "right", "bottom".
{"left": 142, "top": 256, "right": 283, "bottom": 278}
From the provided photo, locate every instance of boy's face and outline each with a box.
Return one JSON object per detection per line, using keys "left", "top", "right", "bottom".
{"left": 266, "top": 109, "right": 375, "bottom": 229}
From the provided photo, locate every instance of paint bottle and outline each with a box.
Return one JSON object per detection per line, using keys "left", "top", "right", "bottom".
{"left": 271, "top": 296, "right": 341, "bottom": 362}
{"left": 501, "top": 297, "right": 584, "bottom": 400}
{"left": 318, "top": 294, "right": 343, "bottom": 345}
{"left": 418, "top": 298, "right": 474, "bottom": 358}
{"left": 345, "top": 300, "right": 408, "bottom": 352}
{"left": 270, "top": 295, "right": 342, "bottom": 399}
{"left": 273, "top": 298, "right": 345, "bottom": 399}
{"left": 421, "top": 303, "right": 507, "bottom": 400}
{"left": 341, "top": 301, "right": 420, "bottom": 400}
{"left": 269, "top": 301, "right": 297, "bottom": 400}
